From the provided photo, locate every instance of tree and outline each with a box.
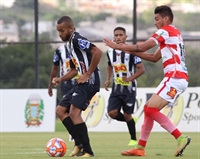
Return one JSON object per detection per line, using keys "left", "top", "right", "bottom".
{"left": 0, "top": 43, "right": 54, "bottom": 88}
{"left": 13, "top": 0, "right": 35, "bottom": 9}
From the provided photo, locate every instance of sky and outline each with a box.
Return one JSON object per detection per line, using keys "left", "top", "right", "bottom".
{"left": 0, "top": 0, "right": 15, "bottom": 7}
{"left": 0, "top": 0, "right": 199, "bottom": 13}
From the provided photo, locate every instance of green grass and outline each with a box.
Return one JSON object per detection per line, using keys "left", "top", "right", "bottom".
{"left": 0, "top": 120, "right": 199, "bottom": 159}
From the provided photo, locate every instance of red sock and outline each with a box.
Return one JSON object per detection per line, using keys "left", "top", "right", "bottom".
{"left": 138, "top": 105, "right": 154, "bottom": 147}
{"left": 171, "top": 129, "right": 182, "bottom": 139}
{"left": 146, "top": 107, "right": 182, "bottom": 139}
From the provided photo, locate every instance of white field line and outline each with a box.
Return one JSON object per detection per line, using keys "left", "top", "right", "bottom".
{"left": 0, "top": 148, "right": 71, "bottom": 155}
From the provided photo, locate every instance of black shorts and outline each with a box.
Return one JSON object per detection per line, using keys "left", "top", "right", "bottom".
{"left": 107, "top": 92, "right": 136, "bottom": 114}
{"left": 60, "top": 81, "right": 74, "bottom": 97}
{"left": 59, "top": 83, "right": 98, "bottom": 111}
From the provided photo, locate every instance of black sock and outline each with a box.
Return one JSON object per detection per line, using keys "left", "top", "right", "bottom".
{"left": 114, "top": 112, "right": 125, "bottom": 121}
{"left": 75, "top": 122, "right": 93, "bottom": 155}
{"left": 62, "top": 117, "right": 81, "bottom": 146}
{"left": 127, "top": 119, "right": 137, "bottom": 140}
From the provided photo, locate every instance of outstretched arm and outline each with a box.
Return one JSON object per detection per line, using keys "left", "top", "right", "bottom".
{"left": 131, "top": 48, "right": 161, "bottom": 63}
{"left": 103, "top": 38, "right": 157, "bottom": 52}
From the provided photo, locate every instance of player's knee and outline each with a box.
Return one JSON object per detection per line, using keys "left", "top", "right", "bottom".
{"left": 145, "top": 107, "right": 159, "bottom": 117}
{"left": 108, "top": 110, "right": 118, "bottom": 119}
{"left": 123, "top": 113, "right": 131, "bottom": 121}
{"left": 144, "top": 105, "right": 148, "bottom": 115}
{"left": 56, "top": 105, "right": 65, "bottom": 119}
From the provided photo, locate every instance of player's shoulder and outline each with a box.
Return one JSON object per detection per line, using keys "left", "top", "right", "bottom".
{"left": 73, "top": 31, "right": 87, "bottom": 40}
{"left": 161, "top": 25, "right": 180, "bottom": 32}
{"left": 72, "top": 32, "right": 90, "bottom": 44}
{"left": 56, "top": 44, "right": 65, "bottom": 51}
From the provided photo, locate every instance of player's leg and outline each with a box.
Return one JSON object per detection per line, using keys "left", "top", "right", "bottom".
{"left": 57, "top": 89, "right": 82, "bottom": 157}
{"left": 123, "top": 93, "right": 137, "bottom": 146}
{"left": 144, "top": 95, "right": 191, "bottom": 156}
{"left": 107, "top": 95, "right": 125, "bottom": 121}
{"left": 121, "top": 105, "right": 154, "bottom": 156}
{"left": 121, "top": 78, "right": 190, "bottom": 156}
{"left": 70, "top": 83, "right": 97, "bottom": 157}
{"left": 124, "top": 113, "right": 137, "bottom": 146}
{"left": 145, "top": 78, "right": 191, "bottom": 156}
{"left": 144, "top": 78, "right": 190, "bottom": 156}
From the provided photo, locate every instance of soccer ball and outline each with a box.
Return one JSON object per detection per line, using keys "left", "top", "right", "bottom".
{"left": 46, "top": 138, "right": 67, "bottom": 157}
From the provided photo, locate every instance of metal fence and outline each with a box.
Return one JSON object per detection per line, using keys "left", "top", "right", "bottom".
{"left": 1, "top": 0, "right": 200, "bottom": 101}
{"left": 0, "top": 39, "right": 200, "bottom": 100}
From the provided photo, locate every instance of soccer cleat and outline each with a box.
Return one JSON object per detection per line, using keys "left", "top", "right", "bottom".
{"left": 128, "top": 140, "right": 137, "bottom": 146}
{"left": 69, "top": 144, "right": 83, "bottom": 157}
{"left": 76, "top": 151, "right": 94, "bottom": 157}
{"left": 121, "top": 148, "right": 145, "bottom": 156}
{"left": 174, "top": 136, "right": 191, "bottom": 157}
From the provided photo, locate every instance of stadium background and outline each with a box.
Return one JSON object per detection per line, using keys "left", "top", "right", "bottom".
{"left": 0, "top": 0, "right": 199, "bottom": 102}
{"left": 0, "top": 1, "right": 199, "bottom": 158}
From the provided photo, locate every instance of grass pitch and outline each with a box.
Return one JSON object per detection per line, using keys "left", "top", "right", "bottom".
{"left": 0, "top": 120, "right": 199, "bottom": 159}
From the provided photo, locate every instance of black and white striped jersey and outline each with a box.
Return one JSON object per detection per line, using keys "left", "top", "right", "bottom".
{"left": 53, "top": 44, "right": 76, "bottom": 90}
{"left": 107, "top": 48, "right": 142, "bottom": 94}
{"left": 66, "top": 32, "right": 101, "bottom": 91}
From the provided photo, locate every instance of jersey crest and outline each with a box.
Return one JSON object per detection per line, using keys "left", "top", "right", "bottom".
{"left": 78, "top": 39, "right": 90, "bottom": 50}
{"left": 167, "top": 87, "right": 177, "bottom": 99}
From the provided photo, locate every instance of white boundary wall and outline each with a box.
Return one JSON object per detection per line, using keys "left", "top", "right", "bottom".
{"left": 0, "top": 87, "right": 199, "bottom": 132}
{"left": 0, "top": 89, "right": 57, "bottom": 132}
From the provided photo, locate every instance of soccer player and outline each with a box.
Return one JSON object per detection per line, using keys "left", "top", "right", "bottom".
{"left": 52, "top": 16, "right": 102, "bottom": 157}
{"left": 48, "top": 43, "right": 75, "bottom": 98}
{"left": 103, "top": 5, "right": 191, "bottom": 157}
{"left": 104, "top": 27, "right": 145, "bottom": 146}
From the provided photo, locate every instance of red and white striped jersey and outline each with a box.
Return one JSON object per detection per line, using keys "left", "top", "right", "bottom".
{"left": 150, "top": 25, "right": 188, "bottom": 81}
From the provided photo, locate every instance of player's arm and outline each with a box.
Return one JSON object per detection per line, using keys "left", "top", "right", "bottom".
{"left": 129, "top": 63, "right": 145, "bottom": 81}
{"left": 52, "top": 68, "right": 77, "bottom": 87}
{"left": 131, "top": 48, "right": 161, "bottom": 63}
{"left": 48, "top": 65, "right": 58, "bottom": 96}
{"left": 122, "top": 57, "right": 145, "bottom": 82}
{"left": 52, "top": 60, "right": 78, "bottom": 87}
{"left": 87, "top": 46, "right": 103, "bottom": 76}
{"left": 104, "top": 65, "right": 113, "bottom": 91}
{"left": 76, "top": 46, "right": 103, "bottom": 84}
{"left": 60, "top": 68, "right": 78, "bottom": 82}
{"left": 103, "top": 38, "right": 156, "bottom": 52}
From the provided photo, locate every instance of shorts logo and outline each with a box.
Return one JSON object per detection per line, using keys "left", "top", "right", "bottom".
{"left": 78, "top": 39, "right": 90, "bottom": 50}
{"left": 25, "top": 94, "right": 44, "bottom": 127}
{"left": 127, "top": 103, "right": 133, "bottom": 107}
{"left": 167, "top": 87, "right": 177, "bottom": 99}
{"left": 72, "top": 92, "right": 78, "bottom": 96}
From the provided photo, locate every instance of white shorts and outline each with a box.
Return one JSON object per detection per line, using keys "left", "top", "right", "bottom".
{"left": 154, "top": 77, "right": 188, "bottom": 106}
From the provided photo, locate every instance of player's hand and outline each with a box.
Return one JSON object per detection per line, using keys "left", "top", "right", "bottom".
{"left": 76, "top": 73, "right": 90, "bottom": 84}
{"left": 48, "top": 86, "right": 53, "bottom": 97}
{"left": 52, "top": 77, "right": 61, "bottom": 87}
{"left": 122, "top": 76, "right": 130, "bottom": 82}
{"left": 104, "top": 80, "right": 110, "bottom": 91}
{"left": 103, "top": 38, "right": 117, "bottom": 49}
